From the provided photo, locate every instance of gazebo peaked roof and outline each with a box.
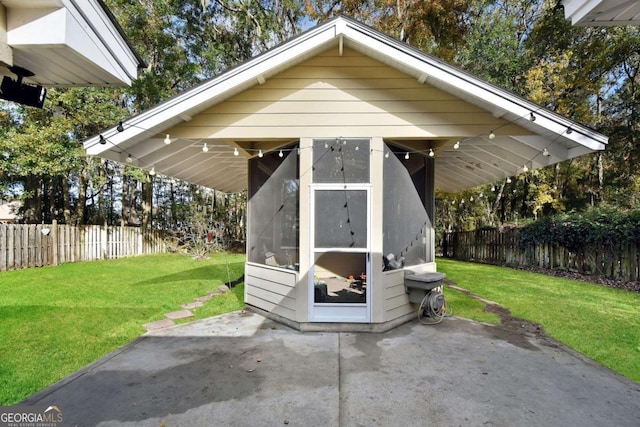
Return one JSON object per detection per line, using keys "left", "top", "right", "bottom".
{"left": 83, "top": 15, "right": 607, "bottom": 193}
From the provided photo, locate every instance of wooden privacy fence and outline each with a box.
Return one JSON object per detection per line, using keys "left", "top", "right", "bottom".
{"left": 0, "top": 221, "right": 166, "bottom": 271}
{"left": 442, "top": 228, "right": 640, "bottom": 283}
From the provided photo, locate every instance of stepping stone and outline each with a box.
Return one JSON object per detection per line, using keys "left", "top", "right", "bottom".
{"left": 144, "top": 318, "right": 175, "bottom": 331}
{"left": 181, "top": 301, "right": 203, "bottom": 309}
{"left": 218, "top": 285, "right": 229, "bottom": 293}
{"left": 195, "top": 295, "right": 213, "bottom": 302}
{"left": 164, "top": 309, "right": 194, "bottom": 320}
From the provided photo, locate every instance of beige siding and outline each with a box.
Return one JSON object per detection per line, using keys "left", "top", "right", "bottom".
{"left": 383, "top": 270, "right": 415, "bottom": 321}
{"left": 245, "top": 263, "right": 297, "bottom": 321}
{"left": 172, "top": 48, "right": 531, "bottom": 140}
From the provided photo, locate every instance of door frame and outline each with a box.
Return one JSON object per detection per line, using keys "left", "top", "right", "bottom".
{"left": 308, "top": 183, "right": 372, "bottom": 323}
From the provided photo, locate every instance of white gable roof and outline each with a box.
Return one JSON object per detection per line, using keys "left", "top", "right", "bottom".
{"left": 83, "top": 16, "right": 606, "bottom": 193}
{"left": 562, "top": 0, "right": 640, "bottom": 26}
{"left": 0, "top": 0, "right": 143, "bottom": 86}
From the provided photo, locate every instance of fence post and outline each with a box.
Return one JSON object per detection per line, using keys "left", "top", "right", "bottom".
{"left": 51, "top": 220, "right": 58, "bottom": 266}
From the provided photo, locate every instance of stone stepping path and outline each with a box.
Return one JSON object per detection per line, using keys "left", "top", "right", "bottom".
{"left": 143, "top": 284, "right": 231, "bottom": 332}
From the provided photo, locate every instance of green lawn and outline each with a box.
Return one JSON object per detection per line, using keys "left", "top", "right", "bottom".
{"left": 438, "top": 258, "right": 640, "bottom": 384}
{"left": 0, "top": 253, "right": 245, "bottom": 405}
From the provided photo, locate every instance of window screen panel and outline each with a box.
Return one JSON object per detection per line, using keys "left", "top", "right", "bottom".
{"left": 383, "top": 144, "right": 431, "bottom": 268}
{"left": 313, "top": 139, "right": 370, "bottom": 183}
{"left": 314, "top": 189, "right": 367, "bottom": 249}
{"left": 248, "top": 147, "right": 299, "bottom": 269}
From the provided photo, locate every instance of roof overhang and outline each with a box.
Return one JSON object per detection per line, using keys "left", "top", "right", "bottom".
{"left": 562, "top": 0, "right": 640, "bottom": 26}
{"left": 0, "top": 0, "right": 143, "bottom": 87}
{"left": 83, "top": 16, "right": 607, "bottom": 194}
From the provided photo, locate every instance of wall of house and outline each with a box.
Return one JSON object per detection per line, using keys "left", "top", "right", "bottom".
{"left": 172, "top": 47, "right": 519, "bottom": 140}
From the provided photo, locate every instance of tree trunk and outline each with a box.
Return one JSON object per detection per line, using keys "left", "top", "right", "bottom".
{"left": 142, "top": 176, "right": 153, "bottom": 229}
{"left": 22, "top": 175, "right": 43, "bottom": 223}
{"left": 62, "top": 174, "right": 73, "bottom": 224}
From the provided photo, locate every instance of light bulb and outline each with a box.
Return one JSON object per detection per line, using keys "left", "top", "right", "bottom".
{"left": 164, "top": 134, "right": 171, "bottom": 145}
{"left": 523, "top": 164, "right": 529, "bottom": 172}
{"left": 506, "top": 177, "right": 512, "bottom": 184}
{"left": 530, "top": 112, "right": 536, "bottom": 121}
{"left": 385, "top": 151, "right": 390, "bottom": 159}
{"left": 233, "top": 147, "right": 239, "bottom": 156}
{"left": 489, "top": 130, "right": 496, "bottom": 140}
{"left": 149, "top": 166, "right": 155, "bottom": 176}
{"left": 126, "top": 154, "right": 133, "bottom": 163}
{"left": 453, "top": 141, "right": 460, "bottom": 150}
{"left": 543, "top": 148, "right": 550, "bottom": 157}
{"left": 428, "top": 148, "right": 434, "bottom": 158}
{"left": 202, "top": 143, "right": 209, "bottom": 152}
{"left": 404, "top": 152, "right": 410, "bottom": 160}
{"left": 258, "top": 149, "right": 263, "bottom": 158}
{"left": 279, "top": 149, "right": 283, "bottom": 158}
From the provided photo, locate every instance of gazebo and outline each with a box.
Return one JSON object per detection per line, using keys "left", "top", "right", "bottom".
{"left": 84, "top": 16, "right": 607, "bottom": 331}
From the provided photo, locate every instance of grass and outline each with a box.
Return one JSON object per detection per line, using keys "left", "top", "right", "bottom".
{"left": 437, "top": 258, "right": 640, "bottom": 384}
{"left": 0, "top": 252, "right": 245, "bottom": 405}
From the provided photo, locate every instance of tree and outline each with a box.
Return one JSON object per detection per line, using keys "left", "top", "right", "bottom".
{"left": 305, "top": 0, "right": 471, "bottom": 60}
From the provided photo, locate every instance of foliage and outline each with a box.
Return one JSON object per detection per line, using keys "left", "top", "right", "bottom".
{"left": 0, "top": 253, "right": 245, "bottom": 405}
{"left": 438, "top": 258, "right": 640, "bottom": 384}
{"left": 306, "top": 0, "right": 472, "bottom": 60}
{"left": 518, "top": 205, "right": 640, "bottom": 251}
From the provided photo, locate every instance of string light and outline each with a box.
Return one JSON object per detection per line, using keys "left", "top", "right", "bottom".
{"left": 149, "top": 166, "right": 155, "bottom": 176}
{"left": 385, "top": 151, "right": 390, "bottom": 159}
{"left": 523, "top": 164, "right": 529, "bottom": 173}
{"left": 428, "top": 148, "right": 435, "bottom": 158}
{"left": 453, "top": 141, "right": 460, "bottom": 150}
{"left": 405, "top": 152, "right": 410, "bottom": 160}
{"left": 99, "top": 135, "right": 106, "bottom": 145}
{"left": 506, "top": 176, "right": 512, "bottom": 184}
{"left": 566, "top": 127, "right": 572, "bottom": 134}
{"left": 297, "top": 147, "right": 301, "bottom": 155}
{"left": 126, "top": 154, "right": 133, "bottom": 163}
{"left": 164, "top": 134, "right": 171, "bottom": 145}
{"left": 530, "top": 112, "right": 536, "bottom": 121}
{"left": 117, "top": 122, "right": 124, "bottom": 132}
{"left": 258, "top": 149, "right": 264, "bottom": 158}
{"left": 202, "top": 143, "right": 209, "bottom": 152}
{"left": 543, "top": 148, "right": 550, "bottom": 157}
{"left": 489, "top": 130, "right": 496, "bottom": 140}
{"left": 233, "top": 147, "right": 239, "bottom": 156}
{"left": 279, "top": 149, "right": 283, "bottom": 158}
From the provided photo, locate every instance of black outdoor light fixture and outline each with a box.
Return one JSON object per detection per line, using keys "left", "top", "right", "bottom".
{"left": 0, "top": 66, "right": 47, "bottom": 108}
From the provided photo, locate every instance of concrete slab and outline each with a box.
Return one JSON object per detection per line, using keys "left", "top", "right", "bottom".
{"left": 181, "top": 301, "right": 204, "bottom": 310}
{"left": 142, "top": 319, "right": 174, "bottom": 331}
{"left": 164, "top": 309, "right": 194, "bottom": 320}
{"left": 24, "top": 312, "right": 640, "bottom": 427}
